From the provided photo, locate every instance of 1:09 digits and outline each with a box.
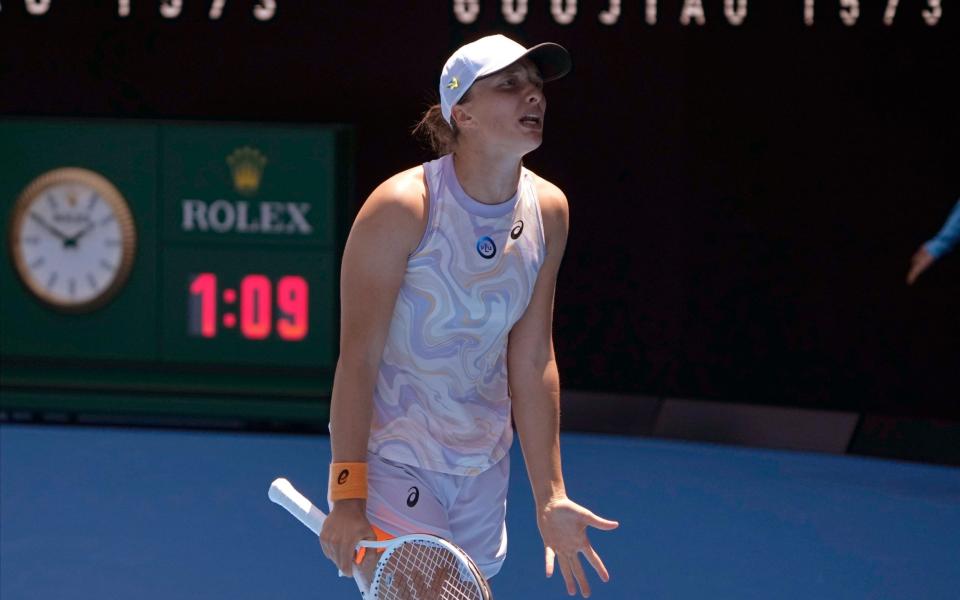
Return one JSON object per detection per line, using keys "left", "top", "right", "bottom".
{"left": 188, "top": 273, "right": 308, "bottom": 341}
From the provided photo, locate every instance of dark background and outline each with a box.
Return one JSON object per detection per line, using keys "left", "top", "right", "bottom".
{"left": 2, "top": 1, "right": 957, "bottom": 419}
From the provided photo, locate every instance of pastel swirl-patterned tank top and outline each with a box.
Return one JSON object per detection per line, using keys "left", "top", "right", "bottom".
{"left": 368, "top": 154, "right": 546, "bottom": 475}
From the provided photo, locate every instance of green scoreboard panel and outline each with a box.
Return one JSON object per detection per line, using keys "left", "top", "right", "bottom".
{"left": 0, "top": 119, "right": 352, "bottom": 427}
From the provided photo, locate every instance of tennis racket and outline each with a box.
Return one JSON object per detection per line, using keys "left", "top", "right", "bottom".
{"left": 268, "top": 477, "right": 493, "bottom": 600}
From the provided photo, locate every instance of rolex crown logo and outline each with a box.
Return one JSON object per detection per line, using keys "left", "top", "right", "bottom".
{"left": 226, "top": 146, "right": 268, "bottom": 196}
{"left": 447, "top": 77, "right": 459, "bottom": 90}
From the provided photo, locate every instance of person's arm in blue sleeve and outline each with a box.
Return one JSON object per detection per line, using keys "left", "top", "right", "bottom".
{"left": 907, "top": 199, "right": 960, "bottom": 285}
{"left": 924, "top": 199, "right": 960, "bottom": 259}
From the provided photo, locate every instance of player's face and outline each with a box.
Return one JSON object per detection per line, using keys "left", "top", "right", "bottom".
{"left": 455, "top": 59, "right": 546, "bottom": 155}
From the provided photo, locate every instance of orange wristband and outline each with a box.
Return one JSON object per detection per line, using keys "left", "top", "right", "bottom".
{"left": 329, "top": 462, "right": 368, "bottom": 501}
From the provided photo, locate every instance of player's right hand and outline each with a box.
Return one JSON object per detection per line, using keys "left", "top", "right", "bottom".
{"left": 319, "top": 498, "right": 375, "bottom": 576}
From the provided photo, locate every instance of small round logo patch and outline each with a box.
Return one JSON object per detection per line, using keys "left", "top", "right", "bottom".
{"left": 476, "top": 236, "right": 496, "bottom": 259}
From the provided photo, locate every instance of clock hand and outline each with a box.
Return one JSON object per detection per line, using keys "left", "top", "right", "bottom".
{"left": 67, "top": 222, "right": 97, "bottom": 244}
{"left": 29, "top": 213, "right": 71, "bottom": 243}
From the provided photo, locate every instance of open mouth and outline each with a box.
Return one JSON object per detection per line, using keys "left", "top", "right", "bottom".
{"left": 519, "top": 115, "right": 543, "bottom": 128}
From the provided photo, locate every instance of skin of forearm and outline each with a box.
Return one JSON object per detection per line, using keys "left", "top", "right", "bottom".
{"left": 511, "top": 357, "right": 566, "bottom": 507}
{"left": 329, "top": 356, "right": 379, "bottom": 463}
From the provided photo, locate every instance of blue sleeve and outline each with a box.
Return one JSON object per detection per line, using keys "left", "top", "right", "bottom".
{"left": 924, "top": 199, "right": 960, "bottom": 259}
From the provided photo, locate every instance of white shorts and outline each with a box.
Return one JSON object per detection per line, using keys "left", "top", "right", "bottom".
{"left": 354, "top": 451, "right": 510, "bottom": 579}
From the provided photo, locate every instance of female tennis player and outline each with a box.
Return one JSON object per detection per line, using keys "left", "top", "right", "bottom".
{"left": 320, "top": 34, "right": 618, "bottom": 598}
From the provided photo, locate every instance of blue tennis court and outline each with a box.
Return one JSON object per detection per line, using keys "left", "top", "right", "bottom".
{"left": 2, "top": 423, "right": 957, "bottom": 599}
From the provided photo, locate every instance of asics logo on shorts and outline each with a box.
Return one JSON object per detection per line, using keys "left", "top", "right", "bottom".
{"left": 406, "top": 486, "right": 420, "bottom": 507}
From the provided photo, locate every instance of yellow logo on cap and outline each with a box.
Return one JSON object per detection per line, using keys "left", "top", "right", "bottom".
{"left": 447, "top": 77, "right": 459, "bottom": 90}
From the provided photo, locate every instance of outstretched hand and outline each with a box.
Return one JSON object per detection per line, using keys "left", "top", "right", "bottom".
{"left": 537, "top": 497, "right": 619, "bottom": 597}
{"left": 907, "top": 246, "right": 936, "bottom": 285}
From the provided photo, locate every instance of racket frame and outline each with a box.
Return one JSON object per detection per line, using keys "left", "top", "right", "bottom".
{"left": 365, "top": 533, "right": 492, "bottom": 600}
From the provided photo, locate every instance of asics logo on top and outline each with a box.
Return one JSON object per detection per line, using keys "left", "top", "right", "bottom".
{"left": 511, "top": 220, "right": 524, "bottom": 239}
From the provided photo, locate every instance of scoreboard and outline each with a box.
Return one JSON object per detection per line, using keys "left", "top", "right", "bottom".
{"left": 0, "top": 119, "right": 352, "bottom": 427}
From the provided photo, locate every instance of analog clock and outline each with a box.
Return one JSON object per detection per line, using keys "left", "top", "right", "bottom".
{"left": 8, "top": 167, "right": 137, "bottom": 312}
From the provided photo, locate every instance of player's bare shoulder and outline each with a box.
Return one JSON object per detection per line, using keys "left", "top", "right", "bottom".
{"left": 353, "top": 166, "right": 429, "bottom": 255}
{"left": 530, "top": 173, "right": 569, "bottom": 250}
{"left": 364, "top": 165, "right": 428, "bottom": 220}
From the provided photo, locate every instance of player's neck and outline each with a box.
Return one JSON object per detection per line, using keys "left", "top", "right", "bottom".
{"left": 451, "top": 147, "right": 522, "bottom": 206}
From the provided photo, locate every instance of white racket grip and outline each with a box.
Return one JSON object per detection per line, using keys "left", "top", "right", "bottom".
{"left": 269, "top": 477, "right": 327, "bottom": 536}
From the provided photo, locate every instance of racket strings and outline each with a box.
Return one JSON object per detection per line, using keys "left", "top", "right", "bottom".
{"left": 377, "top": 541, "right": 484, "bottom": 600}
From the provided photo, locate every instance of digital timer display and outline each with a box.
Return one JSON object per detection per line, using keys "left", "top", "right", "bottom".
{"left": 160, "top": 247, "right": 336, "bottom": 368}
{"left": 187, "top": 273, "right": 308, "bottom": 341}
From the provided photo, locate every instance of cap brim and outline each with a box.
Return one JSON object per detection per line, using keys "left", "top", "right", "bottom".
{"left": 480, "top": 42, "right": 572, "bottom": 83}
{"left": 520, "top": 42, "right": 572, "bottom": 82}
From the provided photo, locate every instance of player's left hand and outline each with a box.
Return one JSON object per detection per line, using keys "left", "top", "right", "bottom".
{"left": 537, "top": 496, "right": 619, "bottom": 597}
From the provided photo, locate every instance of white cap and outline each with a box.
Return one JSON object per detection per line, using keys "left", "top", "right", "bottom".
{"left": 439, "top": 34, "right": 572, "bottom": 125}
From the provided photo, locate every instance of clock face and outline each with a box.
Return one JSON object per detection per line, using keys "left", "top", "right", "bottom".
{"left": 9, "top": 168, "right": 137, "bottom": 312}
